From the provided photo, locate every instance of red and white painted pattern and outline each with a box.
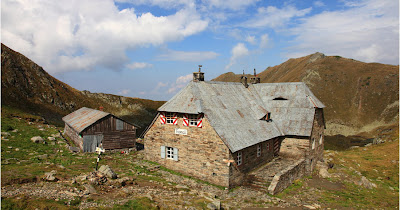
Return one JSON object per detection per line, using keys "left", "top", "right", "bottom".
{"left": 197, "top": 114, "right": 203, "bottom": 128}
{"left": 173, "top": 113, "right": 178, "bottom": 125}
{"left": 183, "top": 114, "right": 189, "bottom": 126}
{"left": 160, "top": 112, "right": 166, "bottom": 124}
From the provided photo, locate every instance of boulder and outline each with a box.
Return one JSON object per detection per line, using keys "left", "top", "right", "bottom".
{"left": 43, "top": 170, "right": 58, "bottom": 182}
{"left": 83, "top": 184, "right": 97, "bottom": 195}
{"left": 316, "top": 161, "right": 330, "bottom": 178}
{"left": 47, "top": 137, "right": 56, "bottom": 141}
{"left": 37, "top": 154, "right": 48, "bottom": 159}
{"left": 357, "top": 176, "right": 377, "bottom": 189}
{"left": 1, "top": 132, "right": 11, "bottom": 137}
{"left": 69, "top": 146, "right": 80, "bottom": 153}
{"left": 98, "top": 165, "right": 117, "bottom": 179}
{"left": 31, "top": 136, "right": 44, "bottom": 143}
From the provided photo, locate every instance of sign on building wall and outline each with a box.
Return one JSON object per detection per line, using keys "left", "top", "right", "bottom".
{"left": 175, "top": 128, "right": 187, "bottom": 135}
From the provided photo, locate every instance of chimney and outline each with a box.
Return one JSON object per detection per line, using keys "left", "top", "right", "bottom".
{"left": 193, "top": 65, "right": 205, "bottom": 82}
{"left": 99, "top": 106, "right": 104, "bottom": 111}
{"left": 250, "top": 68, "right": 260, "bottom": 84}
{"left": 241, "top": 70, "right": 249, "bottom": 88}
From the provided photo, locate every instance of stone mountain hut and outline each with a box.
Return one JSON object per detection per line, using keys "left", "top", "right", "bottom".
{"left": 143, "top": 68, "right": 325, "bottom": 190}
{"left": 62, "top": 107, "right": 137, "bottom": 152}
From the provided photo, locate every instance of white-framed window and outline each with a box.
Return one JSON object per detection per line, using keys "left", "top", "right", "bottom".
{"left": 312, "top": 138, "right": 315, "bottom": 149}
{"left": 257, "top": 144, "right": 261, "bottom": 157}
{"left": 161, "top": 146, "right": 179, "bottom": 161}
{"left": 319, "top": 134, "right": 323, "bottom": 145}
{"left": 166, "top": 147, "right": 174, "bottom": 159}
{"left": 165, "top": 112, "right": 175, "bottom": 124}
{"left": 237, "top": 152, "right": 242, "bottom": 165}
{"left": 189, "top": 114, "right": 198, "bottom": 126}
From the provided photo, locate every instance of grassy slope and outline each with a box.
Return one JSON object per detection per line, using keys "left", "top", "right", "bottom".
{"left": 1, "top": 43, "right": 164, "bottom": 134}
{"left": 213, "top": 53, "right": 399, "bottom": 136}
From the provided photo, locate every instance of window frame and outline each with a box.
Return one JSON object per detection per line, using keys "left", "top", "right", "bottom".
{"left": 166, "top": 146, "right": 174, "bottom": 159}
{"left": 116, "top": 119, "right": 124, "bottom": 131}
{"left": 257, "top": 144, "right": 261, "bottom": 157}
{"left": 237, "top": 151, "right": 242, "bottom": 166}
{"left": 188, "top": 114, "right": 198, "bottom": 127}
{"left": 165, "top": 112, "right": 175, "bottom": 124}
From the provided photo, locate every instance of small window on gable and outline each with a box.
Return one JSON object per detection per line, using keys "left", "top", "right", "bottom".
{"left": 260, "top": 112, "right": 272, "bottom": 122}
{"left": 237, "top": 152, "right": 242, "bottom": 166}
{"left": 183, "top": 114, "right": 203, "bottom": 128}
{"left": 273, "top": 97, "right": 288, "bottom": 100}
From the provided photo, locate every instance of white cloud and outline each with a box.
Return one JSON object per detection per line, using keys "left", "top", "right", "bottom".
{"left": 202, "top": 0, "right": 259, "bottom": 11}
{"left": 288, "top": 0, "right": 399, "bottom": 64}
{"left": 225, "top": 43, "right": 249, "bottom": 69}
{"left": 168, "top": 74, "right": 192, "bottom": 93}
{"left": 241, "top": 5, "right": 311, "bottom": 28}
{"left": 116, "top": 0, "right": 195, "bottom": 9}
{"left": 158, "top": 49, "right": 219, "bottom": 61}
{"left": 118, "top": 89, "right": 131, "bottom": 95}
{"left": 1, "top": 0, "right": 208, "bottom": 74}
{"left": 260, "top": 34, "right": 269, "bottom": 48}
{"left": 313, "top": 1, "right": 325, "bottom": 7}
{"left": 245, "top": 35, "right": 256, "bottom": 45}
{"left": 126, "top": 62, "right": 153, "bottom": 70}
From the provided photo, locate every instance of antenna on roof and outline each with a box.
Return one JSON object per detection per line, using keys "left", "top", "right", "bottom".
{"left": 198, "top": 65, "right": 202, "bottom": 72}
{"left": 242, "top": 70, "right": 245, "bottom": 75}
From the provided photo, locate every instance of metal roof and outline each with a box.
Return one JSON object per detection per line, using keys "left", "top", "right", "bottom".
{"left": 158, "top": 81, "right": 325, "bottom": 153}
{"left": 62, "top": 107, "right": 110, "bottom": 134}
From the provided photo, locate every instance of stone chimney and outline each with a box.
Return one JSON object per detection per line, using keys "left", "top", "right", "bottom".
{"left": 250, "top": 68, "right": 260, "bottom": 84}
{"left": 241, "top": 70, "right": 249, "bottom": 88}
{"left": 193, "top": 65, "right": 204, "bottom": 82}
{"left": 99, "top": 106, "right": 104, "bottom": 111}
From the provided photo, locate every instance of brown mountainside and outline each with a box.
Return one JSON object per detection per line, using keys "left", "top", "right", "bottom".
{"left": 213, "top": 53, "right": 399, "bottom": 136}
{"left": 1, "top": 43, "right": 164, "bottom": 134}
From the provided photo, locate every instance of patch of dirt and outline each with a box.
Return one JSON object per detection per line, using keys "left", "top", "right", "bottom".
{"left": 305, "top": 176, "right": 345, "bottom": 191}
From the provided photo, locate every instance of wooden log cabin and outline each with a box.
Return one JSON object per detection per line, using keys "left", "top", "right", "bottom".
{"left": 62, "top": 107, "right": 137, "bottom": 152}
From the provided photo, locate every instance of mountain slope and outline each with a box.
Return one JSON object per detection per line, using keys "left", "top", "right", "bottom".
{"left": 213, "top": 53, "right": 399, "bottom": 136}
{"left": 1, "top": 43, "right": 164, "bottom": 134}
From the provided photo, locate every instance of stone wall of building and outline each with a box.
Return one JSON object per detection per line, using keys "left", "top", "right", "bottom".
{"left": 228, "top": 139, "right": 275, "bottom": 187}
{"left": 306, "top": 108, "right": 325, "bottom": 173}
{"left": 64, "top": 124, "right": 83, "bottom": 151}
{"left": 144, "top": 113, "right": 231, "bottom": 187}
{"left": 268, "top": 158, "right": 306, "bottom": 195}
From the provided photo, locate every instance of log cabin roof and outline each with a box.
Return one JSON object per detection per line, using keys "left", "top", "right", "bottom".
{"left": 62, "top": 107, "right": 110, "bottom": 133}
{"left": 158, "top": 81, "right": 324, "bottom": 153}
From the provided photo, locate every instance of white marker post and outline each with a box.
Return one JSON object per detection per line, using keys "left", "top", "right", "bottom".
{"left": 95, "top": 146, "right": 105, "bottom": 171}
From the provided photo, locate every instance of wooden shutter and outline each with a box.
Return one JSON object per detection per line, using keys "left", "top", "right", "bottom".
{"left": 183, "top": 114, "right": 189, "bottom": 126}
{"left": 173, "top": 113, "right": 178, "bottom": 125}
{"left": 161, "top": 146, "right": 165, "bottom": 159}
{"left": 160, "top": 112, "right": 166, "bottom": 124}
{"left": 173, "top": 147, "right": 179, "bottom": 161}
{"left": 197, "top": 114, "right": 203, "bottom": 128}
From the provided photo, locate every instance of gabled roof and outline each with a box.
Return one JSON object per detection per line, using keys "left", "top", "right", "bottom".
{"left": 62, "top": 107, "right": 110, "bottom": 134}
{"left": 158, "top": 81, "right": 325, "bottom": 153}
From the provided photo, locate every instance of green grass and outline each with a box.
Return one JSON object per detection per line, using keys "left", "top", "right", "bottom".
{"left": 1, "top": 196, "right": 77, "bottom": 210}
{"left": 112, "top": 197, "right": 157, "bottom": 210}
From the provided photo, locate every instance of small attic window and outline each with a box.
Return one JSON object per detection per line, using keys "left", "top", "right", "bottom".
{"left": 273, "top": 97, "right": 288, "bottom": 100}
{"left": 260, "top": 113, "right": 272, "bottom": 122}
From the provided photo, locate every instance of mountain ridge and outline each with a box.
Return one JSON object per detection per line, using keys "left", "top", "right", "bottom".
{"left": 213, "top": 52, "right": 399, "bottom": 137}
{"left": 1, "top": 43, "right": 164, "bottom": 134}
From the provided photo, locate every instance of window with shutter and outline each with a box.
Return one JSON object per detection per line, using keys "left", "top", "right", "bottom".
{"left": 160, "top": 112, "right": 166, "bottom": 124}
{"left": 116, "top": 119, "right": 123, "bottom": 130}
{"left": 173, "top": 148, "right": 179, "bottom": 161}
{"left": 161, "top": 146, "right": 166, "bottom": 158}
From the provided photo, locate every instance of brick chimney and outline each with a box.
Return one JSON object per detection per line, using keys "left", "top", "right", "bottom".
{"left": 99, "top": 106, "right": 104, "bottom": 111}
{"left": 250, "top": 68, "right": 260, "bottom": 84}
{"left": 193, "top": 65, "right": 204, "bottom": 82}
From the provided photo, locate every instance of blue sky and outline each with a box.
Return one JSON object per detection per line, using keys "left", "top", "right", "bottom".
{"left": 2, "top": 0, "right": 399, "bottom": 100}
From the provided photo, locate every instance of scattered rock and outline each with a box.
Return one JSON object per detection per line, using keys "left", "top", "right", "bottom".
{"left": 98, "top": 165, "right": 117, "bottom": 179}
{"left": 316, "top": 161, "right": 330, "bottom": 178}
{"left": 207, "top": 202, "right": 220, "bottom": 210}
{"left": 176, "top": 184, "right": 189, "bottom": 190}
{"left": 31, "top": 136, "right": 44, "bottom": 143}
{"left": 47, "top": 137, "right": 56, "bottom": 141}
{"left": 69, "top": 146, "right": 80, "bottom": 153}
{"left": 57, "top": 165, "right": 65, "bottom": 169}
{"left": 11, "top": 129, "right": 18, "bottom": 133}
{"left": 1, "top": 132, "right": 11, "bottom": 137}
{"left": 51, "top": 133, "right": 61, "bottom": 138}
{"left": 117, "top": 177, "right": 131, "bottom": 186}
{"left": 15, "top": 148, "right": 20, "bottom": 151}
{"left": 76, "top": 175, "right": 87, "bottom": 181}
{"left": 83, "top": 184, "right": 97, "bottom": 195}
{"left": 37, "top": 154, "right": 48, "bottom": 159}
{"left": 357, "top": 176, "right": 377, "bottom": 189}
{"left": 43, "top": 170, "right": 58, "bottom": 182}
{"left": 364, "top": 143, "right": 372, "bottom": 147}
